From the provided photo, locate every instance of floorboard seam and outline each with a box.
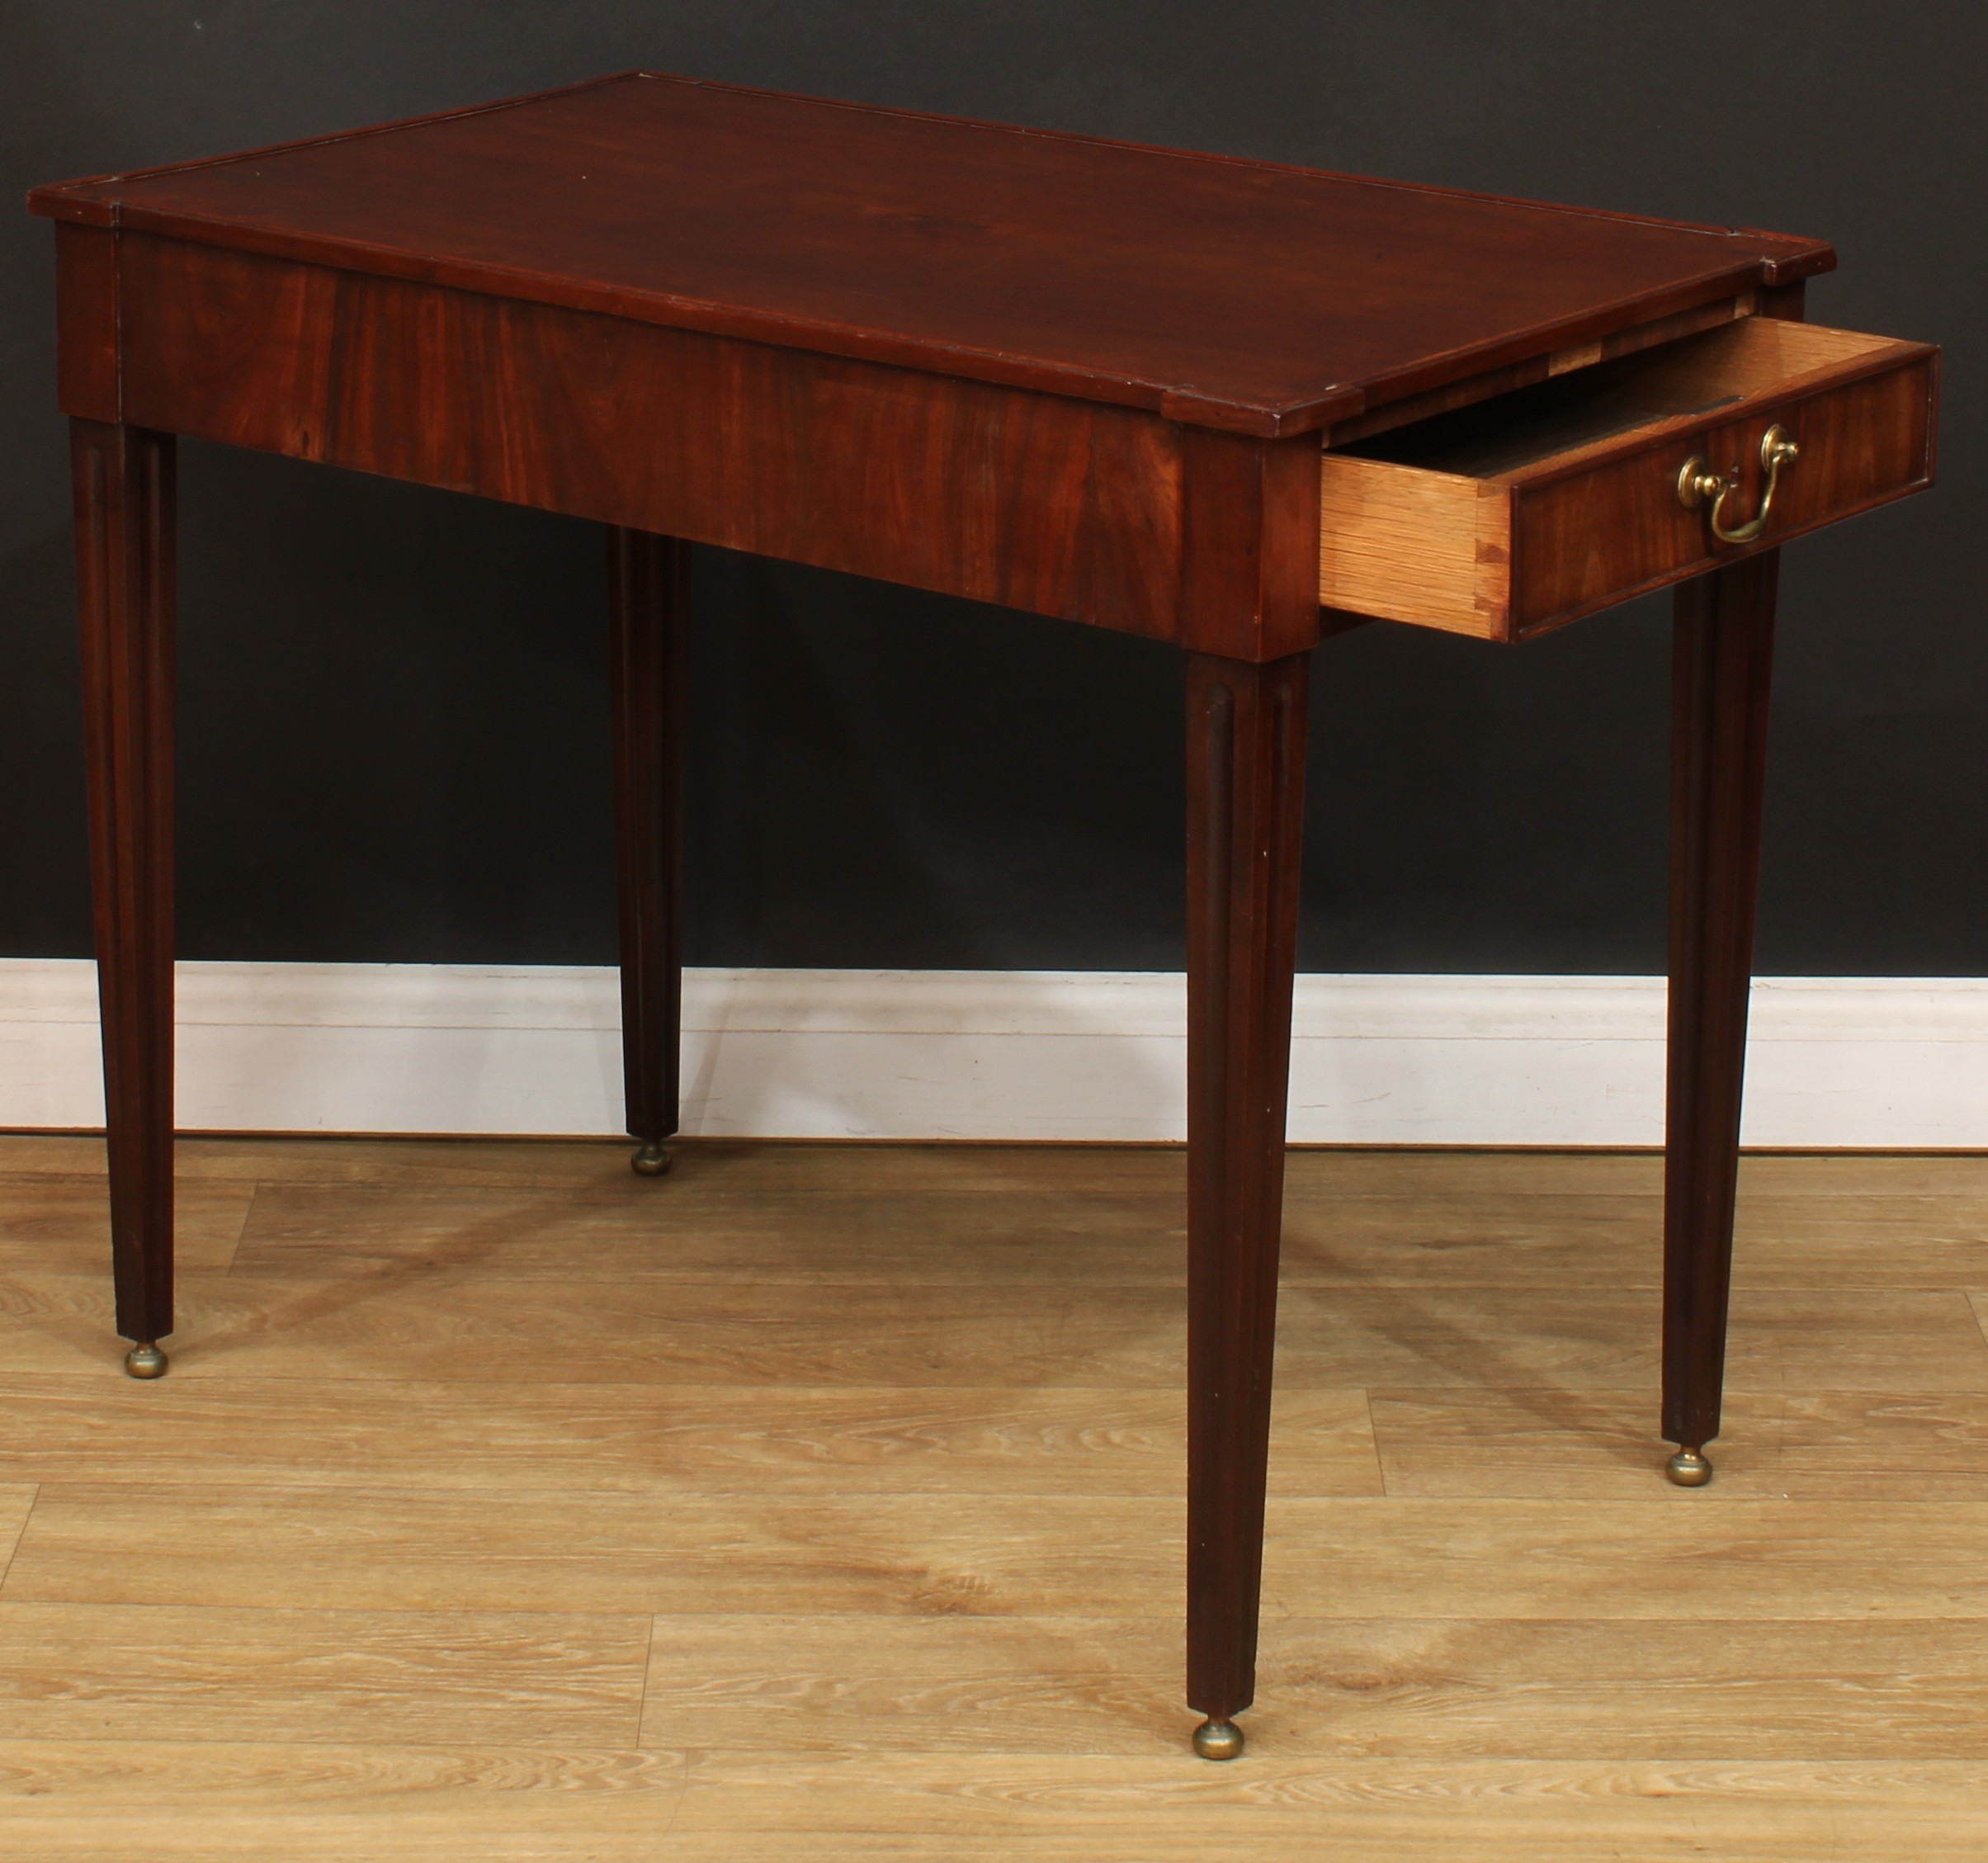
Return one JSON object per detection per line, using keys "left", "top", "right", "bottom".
{"left": 0, "top": 1482, "right": 39, "bottom": 1593}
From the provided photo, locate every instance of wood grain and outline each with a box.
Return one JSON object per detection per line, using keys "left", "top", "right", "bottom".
{"left": 16, "top": 1487, "right": 1988, "bottom": 1623}
{"left": 1765, "top": 1392, "right": 1988, "bottom": 1499}
{"left": 229, "top": 1177, "right": 1988, "bottom": 1289}
{"left": 1367, "top": 1389, "right": 1790, "bottom": 1498}
{"left": 113, "top": 236, "right": 1208, "bottom": 649}
{"left": 2, "top": 1134, "right": 1986, "bottom": 1856}
{"left": 224, "top": 1182, "right": 1194, "bottom": 1283}
{"left": 0, "top": 1602, "right": 651, "bottom": 1745}
{"left": 1315, "top": 461, "right": 1507, "bottom": 637}
{"left": 2, "top": 1752, "right": 1978, "bottom": 1861}
{"left": 0, "top": 1740, "right": 690, "bottom": 1863}
{"left": 1240, "top": 1617, "right": 1988, "bottom": 1760}
{"left": 632, "top": 1613, "right": 1988, "bottom": 1757}
{"left": 2, "top": 1270, "right": 1982, "bottom": 1392}
{"left": 0, "top": 1374, "right": 1376, "bottom": 1497}
{"left": 26, "top": 70, "right": 1835, "bottom": 436}
{"left": 0, "top": 1172, "right": 252, "bottom": 1273}
{"left": 220, "top": 1178, "right": 1988, "bottom": 1288}
{"left": 657, "top": 1756, "right": 1988, "bottom": 1861}
{"left": 1305, "top": 1192, "right": 1988, "bottom": 1288}
{"left": 7, "top": 1487, "right": 1192, "bottom": 1616}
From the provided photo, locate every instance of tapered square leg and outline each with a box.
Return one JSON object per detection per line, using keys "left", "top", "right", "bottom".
{"left": 609, "top": 527, "right": 688, "bottom": 1177}
{"left": 70, "top": 418, "right": 177, "bottom": 1376}
{"left": 1184, "top": 649, "right": 1309, "bottom": 1757}
{"left": 1663, "top": 551, "right": 1780, "bottom": 1481}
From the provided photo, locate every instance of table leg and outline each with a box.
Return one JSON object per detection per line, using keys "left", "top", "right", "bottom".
{"left": 70, "top": 419, "right": 177, "bottom": 1378}
{"left": 1184, "top": 649, "right": 1309, "bottom": 1760}
{"left": 1662, "top": 551, "right": 1780, "bottom": 1486}
{"left": 609, "top": 527, "right": 687, "bottom": 1177}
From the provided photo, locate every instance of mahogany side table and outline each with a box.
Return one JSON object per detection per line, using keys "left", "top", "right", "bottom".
{"left": 29, "top": 72, "right": 1938, "bottom": 1760}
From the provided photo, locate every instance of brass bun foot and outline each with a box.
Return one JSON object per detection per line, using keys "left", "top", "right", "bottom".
{"left": 630, "top": 1140, "right": 673, "bottom": 1178}
{"left": 1666, "top": 1446, "right": 1712, "bottom": 1487}
{"left": 123, "top": 1343, "right": 168, "bottom": 1380}
{"left": 1192, "top": 1718, "right": 1244, "bottom": 1761}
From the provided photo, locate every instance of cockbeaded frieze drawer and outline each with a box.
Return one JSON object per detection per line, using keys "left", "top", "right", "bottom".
{"left": 1318, "top": 317, "right": 1938, "bottom": 642}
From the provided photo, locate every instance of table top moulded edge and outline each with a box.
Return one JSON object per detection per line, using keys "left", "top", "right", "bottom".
{"left": 25, "top": 69, "right": 1836, "bottom": 440}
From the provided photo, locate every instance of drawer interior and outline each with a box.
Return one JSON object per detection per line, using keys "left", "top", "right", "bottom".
{"left": 1339, "top": 318, "right": 1898, "bottom": 480}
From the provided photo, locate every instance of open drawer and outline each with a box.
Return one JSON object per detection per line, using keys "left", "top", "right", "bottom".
{"left": 1317, "top": 318, "right": 1938, "bottom": 642}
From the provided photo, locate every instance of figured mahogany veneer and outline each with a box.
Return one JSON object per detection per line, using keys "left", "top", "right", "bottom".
{"left": 26, "top": 69, "right": 1942, "bottom": 1759}
{"left": 1318, "top": 318, "right": 1938, "bottom": 641}
{"left": 97, "top": 231, "right": 1221, "bottom": 652}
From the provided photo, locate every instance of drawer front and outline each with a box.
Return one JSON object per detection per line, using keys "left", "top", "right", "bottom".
{"left": 1511, "top": 348, "right": 1937, "bottom": 636}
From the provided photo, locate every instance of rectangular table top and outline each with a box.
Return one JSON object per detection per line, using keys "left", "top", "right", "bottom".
{"left": 29, "top": 70, "right": 1834, "bottom": 437}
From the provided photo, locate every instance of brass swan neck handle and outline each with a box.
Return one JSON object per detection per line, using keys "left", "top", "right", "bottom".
{"left": 1678, "top": 423, "right": 1801, "bottom": 546}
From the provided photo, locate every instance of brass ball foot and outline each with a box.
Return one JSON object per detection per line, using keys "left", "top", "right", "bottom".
{"left": 1666, "top": 1446, "right": 1712, "bottom": 1487}
{"left": 630, "top": 1140, "right": 672, "bottom": 1178}
{"left": 123, "top": 1343, "right": 168, "bottom": 1380}
{"left": 1192, "top": 1717, "right": 1244, "bottom": 1761}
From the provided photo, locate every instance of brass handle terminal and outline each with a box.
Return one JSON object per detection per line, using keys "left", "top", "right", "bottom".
{"left": 1677, "top": 424, "right": 1800, "bottom": 546}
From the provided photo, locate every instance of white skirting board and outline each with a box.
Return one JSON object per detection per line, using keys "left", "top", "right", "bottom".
{"left": 0, "top": 959, "right": 1983, "bottom": 1147}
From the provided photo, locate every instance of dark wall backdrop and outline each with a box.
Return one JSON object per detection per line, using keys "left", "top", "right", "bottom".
{"left": 2, "top": 2, "right": 1980, "bottom": 974}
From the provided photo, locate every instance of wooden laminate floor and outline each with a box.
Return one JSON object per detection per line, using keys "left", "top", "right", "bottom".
{"left": 1, "top": 1135, "right": 1986, "bottom": 1858}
